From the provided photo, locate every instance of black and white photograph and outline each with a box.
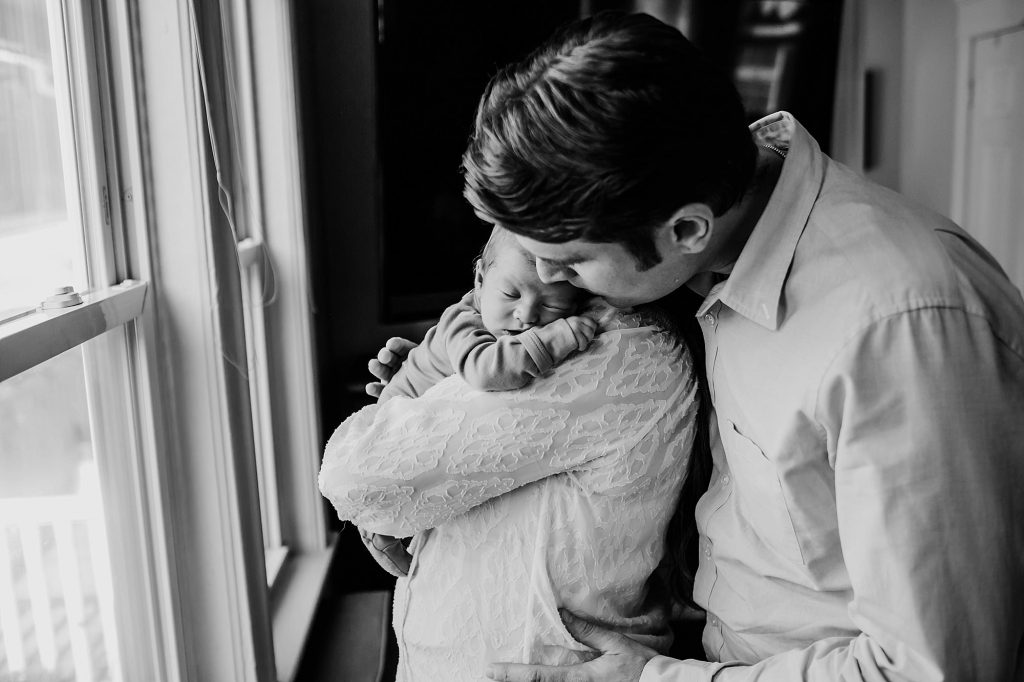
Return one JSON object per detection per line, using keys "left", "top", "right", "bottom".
{"left": 1, "top": 0, "right": 1022, "bottom": 680}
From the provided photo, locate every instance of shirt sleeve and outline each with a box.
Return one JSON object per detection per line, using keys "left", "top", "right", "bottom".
{"left": 641, "top": 307, "right": 1024, "bottom": 682}
{"left": 440, "top": 293, "right": 583, "bottom": 391}
{"left": 319, "top": 320, "right": 697, "bottom": 537}
{"left": 377, "top": 319, "right": 454, "bottom": 403}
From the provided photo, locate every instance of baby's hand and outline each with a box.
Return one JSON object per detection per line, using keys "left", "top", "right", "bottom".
{"left": 564, "top": 315, "right": 598, "bottom": 351}
{"left": 531, "top": 315, "right": 599, "bottom": 366}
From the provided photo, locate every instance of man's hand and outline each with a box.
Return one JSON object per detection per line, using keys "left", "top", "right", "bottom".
{"left": 486, "top": 610, "right": 657, "bottom": 682}
{"left": 366, "top": 337, "right": 418, "bottom": 398}
{"left": 358, "top": 527, "right": 412, "bottom": 578}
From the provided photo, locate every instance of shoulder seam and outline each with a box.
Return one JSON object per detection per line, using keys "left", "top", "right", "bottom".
{"left": 813, "top": 303, "right": 1024, "bottom": 424}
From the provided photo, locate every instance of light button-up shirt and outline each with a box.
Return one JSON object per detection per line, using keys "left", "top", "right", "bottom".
{"left": 641, "top": 112, "right": 1024, "bottom": 681}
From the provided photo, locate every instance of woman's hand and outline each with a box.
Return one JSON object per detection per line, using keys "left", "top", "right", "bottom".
{"left": 485, "top": 610, "right": 658, "bottom": 682}
{"left": 365, "top": 337, "right": 418, "bottom": 397}
{"left": 358, "top": 527, "right": 412, "bottom": 578}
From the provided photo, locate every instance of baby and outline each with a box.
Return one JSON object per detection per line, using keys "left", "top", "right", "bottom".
{"left": 377, "top": 225, "right": 601, "bottom": 403}
{"left": 321, "top": 229, "right": 696, "bottom": 680}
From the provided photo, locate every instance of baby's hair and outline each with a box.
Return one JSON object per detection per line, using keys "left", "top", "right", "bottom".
{"left": 477, "top": 224, "right": 525, "bottom": 272}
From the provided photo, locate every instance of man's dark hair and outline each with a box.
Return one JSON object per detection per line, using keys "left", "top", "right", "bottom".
{"left": 462, "top": 11, "right": 757, "bottom": 269}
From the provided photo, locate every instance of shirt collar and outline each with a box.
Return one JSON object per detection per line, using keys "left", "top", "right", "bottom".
{"left": 704, "top": 112, "right": 825, "bottom": 330}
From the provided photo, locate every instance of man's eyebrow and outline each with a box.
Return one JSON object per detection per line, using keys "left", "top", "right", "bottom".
{"left": 535, "top": 254, "right": 586, "bottom": 266}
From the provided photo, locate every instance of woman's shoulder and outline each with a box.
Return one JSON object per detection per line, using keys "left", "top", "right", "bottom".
{"left": 584, "top": 298, "right": 686, "bottom": 338}
{"left": 584, "top": 301, "right": 689, "bottom": 360}
{"left": 499, "top": 309, "right": 690, "bottom": 406}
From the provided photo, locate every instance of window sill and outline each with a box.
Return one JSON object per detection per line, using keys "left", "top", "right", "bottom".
{"left": 266, "top": 545, "right": 290, "bottom": 587}
{"left": 271, "top": 534, "right": 339, "bottom": 682}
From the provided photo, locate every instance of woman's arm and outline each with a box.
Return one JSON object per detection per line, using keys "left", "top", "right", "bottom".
{"left": 319, "top": 319, "right": 696, "bottom": 537}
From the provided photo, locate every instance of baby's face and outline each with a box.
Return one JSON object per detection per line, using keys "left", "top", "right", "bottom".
{"left": 476, "top": 248, "right": 580, "bottom": 336}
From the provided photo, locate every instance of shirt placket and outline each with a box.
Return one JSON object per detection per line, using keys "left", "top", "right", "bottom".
{"left": 694, "top": 294, "right": 731, "bottom": 657}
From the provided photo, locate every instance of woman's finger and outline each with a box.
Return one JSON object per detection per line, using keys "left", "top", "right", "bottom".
{"left": 559, "top": 610, "right": 637, "bottom": 655}
{"left": 485, "top": 662, "right": 582, "bottom": 682}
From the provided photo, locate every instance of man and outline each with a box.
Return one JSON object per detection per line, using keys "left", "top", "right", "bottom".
{"left": 368, "top": 12, "right": 1024, "bottom": 681}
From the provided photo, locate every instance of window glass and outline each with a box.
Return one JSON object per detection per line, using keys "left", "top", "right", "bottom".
{"left": 0, "top": 0, "right": 88, "bottom": 320}
{"left": 0, "top": 345, "right": 121, "bottom": 681}
{"left": 239, "top": 265, "right": 287, "bottom": 583}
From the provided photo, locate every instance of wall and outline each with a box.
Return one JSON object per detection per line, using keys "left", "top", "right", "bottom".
{"left": 899, "top": 0, "right": 958, "bottom": 217}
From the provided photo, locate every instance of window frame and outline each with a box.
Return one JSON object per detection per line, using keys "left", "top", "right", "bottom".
{"left": 2, "top": 0, "right": 331, "bottom": 679}
{"left": 124, "top": 0, "right": 331, "bottom": 679}
{"left": 0, "top": 0, "right": 176, "bottom": 679}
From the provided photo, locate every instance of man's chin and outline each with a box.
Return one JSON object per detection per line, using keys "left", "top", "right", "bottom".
{"left": 599, "top": 295, "right": 634, "bottom": 309}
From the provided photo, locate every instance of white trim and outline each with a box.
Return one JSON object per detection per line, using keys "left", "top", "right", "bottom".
{"left": 264, "top": 545, "right": 290, "bottom": 587}
{"left": 101, "top": 0, "right": 188, "bottom": 679}
{"left": 248, "top": 0, "right": 326, "bottom": 553}
{"left": 270, "top": 538, "right": 338, "bottom": 682}
{"left": 949, "top": 0, "right": 1024, "bottom": 224}
{"left": 45, "top": 0, "right": 91, "bottom": 290}
{"left": 80, "top": 331, "right": 137, "bottom": 682}
{"left": 237, "top": 235, "right": 264, "bottom": 268}
{"left": 62, "top": 0, "right": 123, "bottom": 285}
{"left": 240, "top": 253, "right": 285, "bottom": 553}
{"left": 129, "top": 0, "right": 276, "bottom": 678}
{"left": 0, "top": 280, "right": 147, "bottom": 382}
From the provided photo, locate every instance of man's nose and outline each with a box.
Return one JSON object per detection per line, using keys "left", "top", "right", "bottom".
{"left": 536, "top": 259, "right": 566, "bottom": 284}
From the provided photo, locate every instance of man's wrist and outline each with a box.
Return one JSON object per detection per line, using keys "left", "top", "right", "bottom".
{"left": 640, "top": 656, "right": 739, "bottom": 682}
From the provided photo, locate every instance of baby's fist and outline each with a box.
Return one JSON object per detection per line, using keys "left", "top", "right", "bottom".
{"left": 565, "top": 315, "right": 598, "bottom": 351}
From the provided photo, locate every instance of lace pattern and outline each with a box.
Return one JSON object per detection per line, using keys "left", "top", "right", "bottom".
{"left": 319, "top": 312, "right": 698, "bottom": 681}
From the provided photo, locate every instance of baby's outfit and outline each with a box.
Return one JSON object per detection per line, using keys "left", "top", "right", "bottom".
{"left": 379, "top": 291, "right": 590, "bottom": 401}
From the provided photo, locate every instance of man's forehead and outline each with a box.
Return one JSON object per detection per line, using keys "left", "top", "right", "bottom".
{"left": 514, "top": 235, "right": 606, "bottom": 262}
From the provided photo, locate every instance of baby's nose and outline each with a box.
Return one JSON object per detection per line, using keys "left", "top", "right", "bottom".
{"left": 515, "top": 302, "right": 539, "bottom": 325}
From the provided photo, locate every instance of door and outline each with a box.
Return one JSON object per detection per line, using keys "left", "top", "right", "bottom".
{"left": 964, "top": 25, "right": 1024, "bottom": 291}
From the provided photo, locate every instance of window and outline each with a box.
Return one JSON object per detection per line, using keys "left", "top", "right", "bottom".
{"left": 2, "top": 0, "right": 327, "bottom": 680}
{"left": 0, "top": 0, "right": 89, "bottom": 320}
{"left": 0, "top": 0, "right": 166, "bottom": 679}
{"left": 0, "top": 344, "right": 119, "bottom": 679}
{"left": 193, "top": 0, "right": 327, "bottom": 592}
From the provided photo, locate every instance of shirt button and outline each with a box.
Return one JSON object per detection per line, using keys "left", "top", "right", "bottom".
{"left": 710, "top": 616, "right": 719, "bottom": 627}
{"left": 704, "top": 546, "right": 712, "bottom": 558}
{"left": 704, "top": 313, "right": 715, "bottom": 324}
{"left": 722, "top": 475, "right": 731, "bottom": 485}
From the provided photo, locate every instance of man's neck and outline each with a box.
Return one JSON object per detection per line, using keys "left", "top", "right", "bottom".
{"left": 685, "top": 271, "right": 720, "bottom": 298}
{"left": 703, "top": 145, "right": 784, "bottom": 274}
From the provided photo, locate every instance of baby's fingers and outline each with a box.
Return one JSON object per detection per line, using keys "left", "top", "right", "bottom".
{"left": 384, "top": 336, "right": 417, "bottom": 359}
{"left": 566, "top": 316, "right": 598, "bottom": 350}
{"left": 368, "top": 357, "right": 396, "bottom": 383}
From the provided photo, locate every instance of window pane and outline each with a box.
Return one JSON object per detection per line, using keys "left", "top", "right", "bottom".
{"left": 0, "top": 0, "right": 88, "bottom": 319}
{"left": 0, "top": 345, "right": 120, "bottom": 681}
{"left": 240, "top": 264, "right": 287, "bottom": 584}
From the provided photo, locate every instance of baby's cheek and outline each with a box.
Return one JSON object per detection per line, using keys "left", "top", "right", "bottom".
{"left": 543, "top": 310, "right": 569, "bottom": 326}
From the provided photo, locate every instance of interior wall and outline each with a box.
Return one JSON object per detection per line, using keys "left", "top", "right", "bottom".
{"left": 830, "top": 0, "right": 905, "bottom": 188}
{"left": 862, "top": 0, "right": 904, "bottom": 190}
{"left": 899, "top": 0, "right": 957, "bottom": 218}
{"left": 296, "top": 0, "right": 432, "bottom": 440}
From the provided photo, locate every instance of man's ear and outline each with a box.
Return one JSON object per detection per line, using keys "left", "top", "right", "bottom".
{"left": 663, "top": 203, "right": 715, "bottom": 255}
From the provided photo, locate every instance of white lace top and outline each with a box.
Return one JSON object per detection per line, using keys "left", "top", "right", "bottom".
{"left": 319, "top": 311, "right": 698, "bottom": 681}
